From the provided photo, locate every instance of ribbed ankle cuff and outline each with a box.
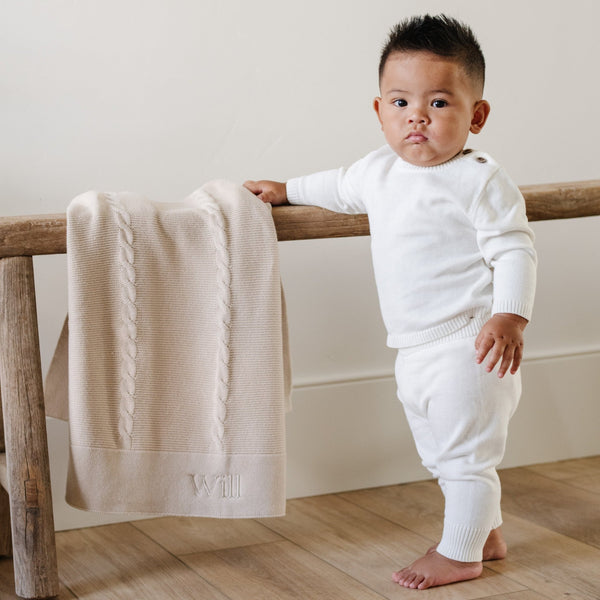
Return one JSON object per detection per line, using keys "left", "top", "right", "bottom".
{"left": 437, "top": 522, "right": 490, "bottom": 562}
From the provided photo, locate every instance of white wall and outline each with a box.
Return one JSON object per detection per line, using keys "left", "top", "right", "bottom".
{"left": 1, "top": 0, "right": 599, "bottom": 530}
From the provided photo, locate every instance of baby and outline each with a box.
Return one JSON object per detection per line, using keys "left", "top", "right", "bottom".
{"left": 245, "top": 14, "right": 536, "bottom": 590}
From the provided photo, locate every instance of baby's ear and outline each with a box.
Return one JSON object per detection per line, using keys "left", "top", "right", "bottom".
{"left": 470, "top": 100, "right": 491, "bottom": 134}
{"left": 373, "top": 97, "right": 384, "bottom": 128}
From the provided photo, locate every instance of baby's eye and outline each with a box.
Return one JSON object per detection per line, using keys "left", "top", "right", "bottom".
{"left": 432, "top": 99, "right": 448, "bottom": 108}
{"left": 393, "top": 99, "right": 407, "bottom": 107}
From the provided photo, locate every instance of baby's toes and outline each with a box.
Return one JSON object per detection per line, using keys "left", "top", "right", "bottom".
{"left": 392, "top": 567, "right": 411, "bottom": 585}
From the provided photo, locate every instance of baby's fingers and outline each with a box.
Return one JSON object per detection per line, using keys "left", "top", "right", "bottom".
{"left": 497, "top": 346, "right": 515, "bottom": 378}
{"left": 509, "top": 343, "right": 524, "bottom": 375}
{"left": 243, "top": 180, "right": 272, "bottom": 202}
{"left": 483, "top": 342, "right": 506, "bottom": 374}
{"left": 243, "top": 180, "right": 287, "bottom": 205}
{"left": 243, "top": 180, "right": 261, "bottom": 194}
{"left": 475, "top": 334, "right": 495, "bottom": 365}
{"left": 494, "top": 342, "right": 524, "bottom": 378}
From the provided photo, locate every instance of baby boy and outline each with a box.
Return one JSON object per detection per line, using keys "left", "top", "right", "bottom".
{"left": 245, "top": 14, "right": 537, "bottom": 590}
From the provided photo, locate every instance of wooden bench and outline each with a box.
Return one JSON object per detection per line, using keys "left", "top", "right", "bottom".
{"left": 0, "top": 179, "right": 599, "bottom": 598}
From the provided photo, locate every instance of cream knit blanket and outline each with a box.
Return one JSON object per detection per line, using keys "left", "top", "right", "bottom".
{"left": 48, "top": 180, "right": 291, "bottom": 518}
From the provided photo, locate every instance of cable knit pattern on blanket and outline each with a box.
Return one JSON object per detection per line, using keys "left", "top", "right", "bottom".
{"left": 191, "top": 193, "right": 233, "bottom": 452}
{"left": 60, "top": 180, "right": 291, "bottom": 518}
{"left": 105, "top": 194, "right": 138, "bottom": 449}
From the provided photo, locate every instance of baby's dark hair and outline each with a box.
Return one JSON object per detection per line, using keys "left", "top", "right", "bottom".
{"left": 379, "top": 14, "right": 485, "bottom": 92}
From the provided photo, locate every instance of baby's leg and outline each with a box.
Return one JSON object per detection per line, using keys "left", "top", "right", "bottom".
{"left": 393, "top": 335, "right": 520, "bottom": 589}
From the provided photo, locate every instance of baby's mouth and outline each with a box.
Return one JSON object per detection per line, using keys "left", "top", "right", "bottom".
{"left": 406, "top": 131, "right": 428, "bottom": 143}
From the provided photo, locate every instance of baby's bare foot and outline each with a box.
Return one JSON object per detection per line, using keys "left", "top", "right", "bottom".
{"left": 392, "top": 551, "right": 482, "bottom": 589}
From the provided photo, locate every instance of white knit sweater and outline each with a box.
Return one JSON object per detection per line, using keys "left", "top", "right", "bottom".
{"left": 287, "top": 145, "right": 537, "bottom": 347}
{"left": 57, "top": 180, "right": 291, "bottom": 518}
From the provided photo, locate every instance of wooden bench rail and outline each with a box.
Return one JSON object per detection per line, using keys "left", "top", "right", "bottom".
{"left": 0, "top": 180, "right": 599, "bottom": 258}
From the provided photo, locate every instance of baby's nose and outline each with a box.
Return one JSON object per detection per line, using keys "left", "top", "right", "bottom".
{"left": 408, "top": 108, "right": 429, "bottom": 124}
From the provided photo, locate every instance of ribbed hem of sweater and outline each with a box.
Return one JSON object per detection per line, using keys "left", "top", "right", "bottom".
{"left": 437, "top": 522, "right": 491, "bottom": 562}
{"left": 387, "top": 308, "right": 489, "bottom": 349}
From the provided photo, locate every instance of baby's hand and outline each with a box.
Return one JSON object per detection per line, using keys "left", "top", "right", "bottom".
{"left": 243, "top": 180, "right": 288, "bottom": 205}
{"left": 475, "top": 313, "right": 528, "bottom": 378}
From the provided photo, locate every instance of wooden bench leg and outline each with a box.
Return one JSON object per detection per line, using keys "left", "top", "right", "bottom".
{"left": 0, "top": 483, "right": 12, "bottom": 557}
{"left": 0, "top": 256, "right": 59, "bottom": 599}
{"left": 0, "top": 387, "right": 14, "bottom": 557}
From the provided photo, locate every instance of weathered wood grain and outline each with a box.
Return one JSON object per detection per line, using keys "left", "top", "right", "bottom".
{"left": 0, "top": 214, "right": 67, "bottom": 258}
{"left": 0, "top": 483, "right": 12, "bottom": 558}
{"left": 520, "top": 179, "right": 600, "bottom": 221}
{"left": 0, "top": 257, "right": 58, "bottom": 599}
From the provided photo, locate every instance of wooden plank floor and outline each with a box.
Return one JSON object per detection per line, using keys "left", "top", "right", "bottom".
{"left": 1, "top": 456, "right": 600, "bottom": 599}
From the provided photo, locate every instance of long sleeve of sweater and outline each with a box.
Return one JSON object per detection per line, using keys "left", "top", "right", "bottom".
{"left": 286, "top": 163, "right": 368, "bottom": 215}
{"left": 470, "top": 167, "right": 537, "bottom": 321}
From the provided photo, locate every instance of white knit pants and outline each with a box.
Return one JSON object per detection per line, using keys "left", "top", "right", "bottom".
{"left": 395, "top": 330, "right": 521, "bottom": 562}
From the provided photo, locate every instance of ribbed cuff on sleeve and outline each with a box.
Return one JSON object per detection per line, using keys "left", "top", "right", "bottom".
{"left": 285, "top": 178, "right": 303, "bottom": 205}
{"left": 492, "top": 299, "right": 533, "bottom": 321}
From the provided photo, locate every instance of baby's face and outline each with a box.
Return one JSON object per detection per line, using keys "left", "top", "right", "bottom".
{"left": 374, "top": 51, "right": 489, "bottom": 167}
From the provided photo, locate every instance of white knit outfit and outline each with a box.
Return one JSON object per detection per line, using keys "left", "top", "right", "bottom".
{"left": 287, "top": 145, "right": 537, "bottom": 561}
